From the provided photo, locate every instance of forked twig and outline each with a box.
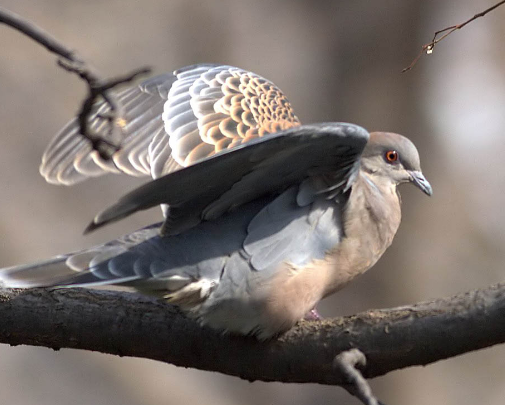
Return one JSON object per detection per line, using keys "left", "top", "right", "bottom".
{"left": 403, "top": 0, "right": 505, "bottom": 72}
{"left": 0, "top": 6, "right": 151, "bottom": 159}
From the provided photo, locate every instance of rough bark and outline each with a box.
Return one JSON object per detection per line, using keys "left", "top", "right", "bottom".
{"left": 0, "top": 282, "right": 503, "bottom": 385}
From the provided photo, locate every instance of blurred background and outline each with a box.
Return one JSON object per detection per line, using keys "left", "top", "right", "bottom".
{"left": 1, "top": 0, "right": 504, "bottom": 404}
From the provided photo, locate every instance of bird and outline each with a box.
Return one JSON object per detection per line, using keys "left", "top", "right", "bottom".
{"left": 0, "top": 64, "right": 432, "bottom": 340}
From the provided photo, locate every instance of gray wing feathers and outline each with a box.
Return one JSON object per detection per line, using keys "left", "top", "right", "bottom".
{"left": 0, "top": 186, "right": 340, "bottom": 294}
{"left": 244, "top": 187, "right": 310, "bottom": 271}
{"left": 0, "top": 197, "right": 261, "bottom": 291}
{"left": 40, "top": 63, "right": 303, "bottom": 195}
{"left": 86, "top": 123, "right": 369, "bottom": 235}
{"left": 244, "top": 185, "right": 342, "bottom": 271}
{"left": 163, "top": 65, "right": 232, "bottom": 168}
{"left": 39, "top": 64, "right": 255, "bottom": 186}
{"left": 0, "top": 225, "right": 161, "bottom": 287}
{"left": 0, "top": 256, "right": 77, "bottom": 288}
{"left": 40, "top": 74, "right": 176, "bottom": 185}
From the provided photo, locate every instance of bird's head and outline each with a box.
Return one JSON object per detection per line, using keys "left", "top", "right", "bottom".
{"left": 360, "top": 132, "right": 432, "bottom": 196}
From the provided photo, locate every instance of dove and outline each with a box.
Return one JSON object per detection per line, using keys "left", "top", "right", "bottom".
{"left": 0, "top": 64, "right": 431, "bottom": 339}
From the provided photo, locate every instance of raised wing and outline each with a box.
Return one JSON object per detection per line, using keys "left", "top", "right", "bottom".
{"left": 85, "top": 123, "right": 370, "bottom": 235}
{"left": 40, "top": 64, "right": 301, "bottom": 185}
{"left": 40, "top": 73, "right": 176, "bottom": 185}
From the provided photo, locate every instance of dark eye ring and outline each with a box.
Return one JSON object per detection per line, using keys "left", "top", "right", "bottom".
{"left": 385, "top": 150, "right": 399, "bottom": 163}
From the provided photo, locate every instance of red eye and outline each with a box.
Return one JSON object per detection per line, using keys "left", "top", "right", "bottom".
{"left": 385, "top": 150, "right": 398, "bottom": 163}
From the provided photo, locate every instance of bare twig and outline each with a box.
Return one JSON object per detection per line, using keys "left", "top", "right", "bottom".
{"left": 0, "top": 6, "right": 76, "bottom": 60}
{"left": 334, "top": 349, "right": 382, "bottom": 405}
{"left": 403, "top": 0, "right": 505, "bottom": 72}
{"left": 0, "top": 6, "right": 151, "bottom": 159}
{"left": 58, "top": 59, "right": 150, "bottom": 159}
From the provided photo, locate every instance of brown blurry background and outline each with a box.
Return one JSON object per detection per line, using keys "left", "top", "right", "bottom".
{"left": 1, "top": 1, "right": 505, "bottom": 404}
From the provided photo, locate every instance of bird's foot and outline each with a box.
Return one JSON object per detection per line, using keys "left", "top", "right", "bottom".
{"left": 304, "top": 308, "right": 322, "bottom": 321}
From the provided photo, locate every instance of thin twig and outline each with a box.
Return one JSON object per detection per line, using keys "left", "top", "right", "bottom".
{"left": 403, "top": 0, "right": 505, "bottom": 72}
{"left": 0, "top": 6, "right": 76, "bottom": 60}
{"left": 58, "top": 59, "right": 150, "bottom": 159}
{"left": 0, "top": 6, "right": 151, "bottom": 158}
{"left": 334, "top": 350, "right": 382, "bottom": 405}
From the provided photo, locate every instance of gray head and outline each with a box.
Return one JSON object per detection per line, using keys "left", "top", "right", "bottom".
{"left": 360, "top": 132, "right": 432, "bottom": 196}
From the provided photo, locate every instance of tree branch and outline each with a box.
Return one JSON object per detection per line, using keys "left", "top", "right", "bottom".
{"left": 403, "top": 0, "right": 505, "bottom": 72}
{"left": 0, "top": 282, "right": 504, "bottom": 386}
{"left": 0, "top": 6, "right": 151, "bottom": 159}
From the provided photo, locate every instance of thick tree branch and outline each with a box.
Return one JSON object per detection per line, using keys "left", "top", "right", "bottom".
{"left": 0, "top": 6, "right": 150, "bottom": 159}
{"left": 403, "top": 0, "right": 505, "bottom": 72}
{"left": 0, "top": 282, "right": 504, "bottom": 386}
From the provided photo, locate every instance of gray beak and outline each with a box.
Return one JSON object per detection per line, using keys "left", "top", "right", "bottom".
{"left": 409, "top": 171, "right": 433, "bottom": 196}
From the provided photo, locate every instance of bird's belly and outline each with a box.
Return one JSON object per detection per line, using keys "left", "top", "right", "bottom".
{"left": 193, "top": 253, "right": 336, "bottom": 340}
{"left": 188, "top": 193, "right": 343, "bottom": 339}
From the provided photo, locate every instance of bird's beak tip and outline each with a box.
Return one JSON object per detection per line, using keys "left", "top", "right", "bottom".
{"left": 409, "top": 171, "right": 433, "bottom": 196}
